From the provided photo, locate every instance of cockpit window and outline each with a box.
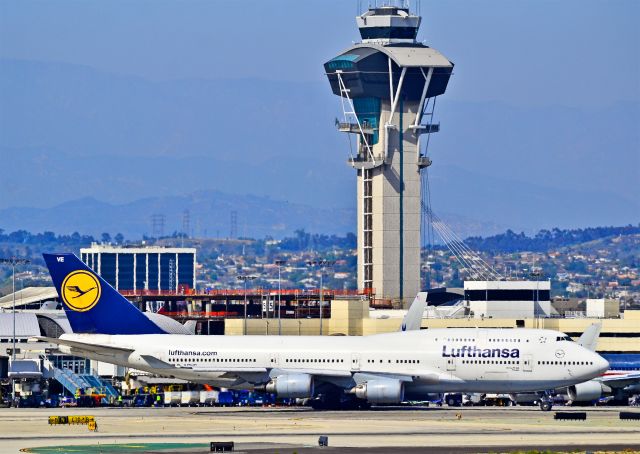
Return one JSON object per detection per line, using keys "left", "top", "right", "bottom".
{"left": 556, "top": 335, "right": 573, "bottom": 341}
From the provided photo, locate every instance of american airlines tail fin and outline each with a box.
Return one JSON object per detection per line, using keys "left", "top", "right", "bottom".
{"left": 578, "top": 322, "right": 602, "bottom": 351}
{"left": 400, "top": 292, "right": 428, "bottom": 331}
{"left": 43, "top": 253, "right": 166, "bottom": 335}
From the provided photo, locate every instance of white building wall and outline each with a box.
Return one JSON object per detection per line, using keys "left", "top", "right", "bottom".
{"left": 465, "top": 280, "right": 551, "bottom": 318}
{"left": 92, "top": 360, "right": 126, "bottom": 377}
{"left": 586, "top": 298, "right": 620, "bottom": 318}
{"left": 465, "top": 280, "right": 551, "bottom": 291}
{"left": 470, "top": 300, "right": 535, "bottom": 319}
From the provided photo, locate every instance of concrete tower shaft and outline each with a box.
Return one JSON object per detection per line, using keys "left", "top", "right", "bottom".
{"left": 324, "top": 7, "right": 453, "bottom": 303}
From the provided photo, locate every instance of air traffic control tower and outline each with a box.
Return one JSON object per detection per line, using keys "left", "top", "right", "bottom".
{"left": 325, "top": 5, "right": 453, "bottom": 304}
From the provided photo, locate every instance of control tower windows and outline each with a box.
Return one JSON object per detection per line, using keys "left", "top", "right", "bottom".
{"left": 359, "top": 26, "right": 418, "bottom": 41}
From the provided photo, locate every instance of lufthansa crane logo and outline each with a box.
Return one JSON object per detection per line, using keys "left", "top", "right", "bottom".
{"left": 61, "top": 270, "right": 101, "bottom": 312}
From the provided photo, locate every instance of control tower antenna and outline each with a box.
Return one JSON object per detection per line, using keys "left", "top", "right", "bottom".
{"left": 325, "top": 3, "right": 453, "bottom": 304}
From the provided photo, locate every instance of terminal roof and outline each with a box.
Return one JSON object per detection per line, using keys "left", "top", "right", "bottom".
{"left": 0, "top": 286, "right": 58, "bottom": 309}
{"left": 0, "top": 312, "right": 41, "bottom": 337}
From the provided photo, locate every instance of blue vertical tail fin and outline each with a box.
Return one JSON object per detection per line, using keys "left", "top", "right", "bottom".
{"left": 43, "top": 253, "right": 166, "bottom": 334}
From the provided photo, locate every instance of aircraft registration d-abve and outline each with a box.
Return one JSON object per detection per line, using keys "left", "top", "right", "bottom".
{"left": 39, "top": 253, "right": 608, "bottom": 410}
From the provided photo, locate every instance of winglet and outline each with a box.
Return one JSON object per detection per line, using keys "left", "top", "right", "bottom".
{"left": 578, "top": 322, "right": 602, "bottom": 351}
{"left": 400, "top": 292, "right": 428, "bottom": 332}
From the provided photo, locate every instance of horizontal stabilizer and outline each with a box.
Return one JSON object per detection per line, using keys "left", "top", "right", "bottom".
{"left": 34, "top": 336, "right": 134, "bottom": 356}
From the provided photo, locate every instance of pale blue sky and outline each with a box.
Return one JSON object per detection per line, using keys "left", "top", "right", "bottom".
{"left": 1, "top": 0, "right": 638, "bottom": 108}
{"left": 0, "top": 1, "right": 638, "bottom": 232}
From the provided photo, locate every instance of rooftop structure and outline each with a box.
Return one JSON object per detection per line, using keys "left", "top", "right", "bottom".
{"left": 586, "top": 298, "right": 620, "bottom": 318}
{"left": 464, "top": 280, "right": 553, "bottom": 319}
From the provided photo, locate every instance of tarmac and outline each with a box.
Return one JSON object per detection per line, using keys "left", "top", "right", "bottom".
{"left": 0, "top": 405, "right": 639, "bottom": 453}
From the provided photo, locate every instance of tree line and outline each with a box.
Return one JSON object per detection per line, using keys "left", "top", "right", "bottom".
{"left": 464, "top": 224, "right": 640, "bottom": 253}
{"left": 1, "top": 224, "right": 638, "bottom": 256}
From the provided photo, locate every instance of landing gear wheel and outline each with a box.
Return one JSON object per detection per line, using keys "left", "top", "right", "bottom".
{"left": 539, "top": 400, "right": 552, "bottom": 411}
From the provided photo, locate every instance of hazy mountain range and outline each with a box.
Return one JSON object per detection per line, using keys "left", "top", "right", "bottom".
{"left": 0, "top": 191, "right": 507, "bottom": 240}
{"left": 1, "top": 58, "right": 638, "bottom": 238}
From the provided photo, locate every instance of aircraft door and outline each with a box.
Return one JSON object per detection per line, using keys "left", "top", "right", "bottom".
{"left": 478, "top": 329, "right": 488, "bottom": 346}
{"left": 351, "top": 354, "right": 360, "bottom": 371}
{"left": 269, "top": 354, "right": 279, "bottom": 368}
{"left": 446, "top": 357, "right": 456, "bottom": 371}
{"left": 523, "top": 354, "right": 533, "bottom": 372}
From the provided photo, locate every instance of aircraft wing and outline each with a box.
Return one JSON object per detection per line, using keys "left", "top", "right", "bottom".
{"left": 139, "top": 355, "right": 175, "bottom": 370}
{"left": 597, "top": 371, "right": 640, "bottom": 389}
{"left": 34, "top": 336, "right": 134, "bottom": 357}
{"left": 357, "top": 368, "right": 458, "bottom": 384}
{"left": 271, "top": 368, "right": 352, "bottom": 378}
{"left": 193, "top": 366, "right": 269, "bottom": 374}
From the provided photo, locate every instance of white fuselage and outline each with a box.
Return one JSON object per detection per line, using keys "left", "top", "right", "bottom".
{"left": 60, "top": 328, "right": 608, "bottom": 395}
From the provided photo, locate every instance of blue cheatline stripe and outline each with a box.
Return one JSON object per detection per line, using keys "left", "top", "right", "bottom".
{"left": 399, "top": 97, "right": 404, "bottom": 301}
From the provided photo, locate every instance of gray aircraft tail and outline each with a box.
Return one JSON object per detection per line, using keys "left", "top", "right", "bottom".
{"left": 578, "top": 322, "right": 602, "bottom": 351}
{"left": 400, "top": 292, "right": 428, "bottom": 331}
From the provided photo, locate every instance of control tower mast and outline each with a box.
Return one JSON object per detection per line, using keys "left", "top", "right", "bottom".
{"left": 325, "top": 3, "right": 453, "bottom": 304}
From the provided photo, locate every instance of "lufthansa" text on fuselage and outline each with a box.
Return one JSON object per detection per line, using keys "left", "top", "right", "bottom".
{"left": 442, "top": 345, "right": 520, "bottom": 358}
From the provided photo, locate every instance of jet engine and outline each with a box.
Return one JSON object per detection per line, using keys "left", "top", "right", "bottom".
{"left": 354, "top": 379, "right": 404, "bottom": 404}
{"left": 265, "top": 374, "right": 314, "bottom": 398}
{"left": 568, "top": 381, "right": 603, "bottom": 402}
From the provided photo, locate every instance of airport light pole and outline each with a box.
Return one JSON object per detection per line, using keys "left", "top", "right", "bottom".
{"left": 530, "top": 269, "right": 542, "bottom": 317}
{"left": 0, "top": 257, "right": 30, "bottom": 404}
{"left": 306, "top": 260, "right": 335, "bottom": 336}
{"left": 237, "top": 275, "right": 256, "bottom": 335}
{"left": 275, "top": 260, "right": 287, "bottom": 335}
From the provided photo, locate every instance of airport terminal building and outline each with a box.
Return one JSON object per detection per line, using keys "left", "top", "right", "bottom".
{"left": 80, "top": 244, "right": 196, "bottom": 292}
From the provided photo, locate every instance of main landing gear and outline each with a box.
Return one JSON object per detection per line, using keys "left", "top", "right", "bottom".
{"left": 538, "top": 391, "right": 554, "bottom": 411}
{"left": 308, "top": 386, "right": 371, "bottom": 410}
{"left": 539, "top": 399, "right": 553, "bottom": 411}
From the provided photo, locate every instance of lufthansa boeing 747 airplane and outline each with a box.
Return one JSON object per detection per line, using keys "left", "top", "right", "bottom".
{"left": 39, "top": 253, "right": 608, "bottom": 410}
